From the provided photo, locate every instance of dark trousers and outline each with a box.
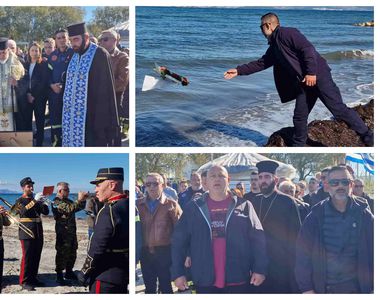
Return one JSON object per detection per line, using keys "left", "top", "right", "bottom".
{"left": 325, "top": 279, "right": 360, "bottom": 294}
{"left": 19, "top": 238, "right": 43, "bottom": 285}
{"left": 140, "top": 246, "right": 173, "bottom": 294}
{"left": 21, "top": 97, "right": 47, "bottom": 146}
{"left": 292, "top": 71, "right": 369, "bottom": 146}
{"left": 0, "top": 239, "right": 4, "bottom": 293}
{"left": 48, "top": 92, "right": 63, "bottom": 147}
{"left": 89, "top": 280, "right": 128, "bottom": 294}
{"left": 196, "top": 283, "right": 250, "bottom": 294}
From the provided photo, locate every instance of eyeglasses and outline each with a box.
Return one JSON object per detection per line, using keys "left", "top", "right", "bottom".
{"left": 260, "top": 23, "right": 270, "bottom": 30}
{"left": 145, "top": 182, "right": 159, "bottom": 187}
{"left": 354, "top": 185, "right": 364, "bottom": 188}
{"left": 328, "top": 179, "right": 351, "bottom": 187}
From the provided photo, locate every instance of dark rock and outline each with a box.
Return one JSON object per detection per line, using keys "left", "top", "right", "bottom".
{"left": 265, "top": 99, "right": 373, "bottom": 147}
{"left": 354, "top": 21, "right": 374, "bottom": 27}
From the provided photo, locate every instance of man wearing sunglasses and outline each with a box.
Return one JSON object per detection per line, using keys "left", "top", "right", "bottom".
{"left": 295, "top": 165, "right": 373, "bottom": 293}
{"left": 99, "top": 30, "right": 129, "bottom": 122}
{"left": 137, "top": 173, "right": 182, "bottom": 293}
{"left": 224, "top": 13, "right": 373, "bottom": 147}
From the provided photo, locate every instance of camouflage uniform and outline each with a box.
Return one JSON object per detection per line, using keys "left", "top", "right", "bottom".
{"left": 52, "top": 196, "right": 85, "bottom": 273}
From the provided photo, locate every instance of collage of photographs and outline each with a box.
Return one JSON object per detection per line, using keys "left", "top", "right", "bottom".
{"left": 0, "top": 1, "right": 375, "bottom": 296}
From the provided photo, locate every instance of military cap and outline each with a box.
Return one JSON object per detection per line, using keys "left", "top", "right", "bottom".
{"left": 90, "top": 167, "right": 124, "bottom": 184}
{"left": 67, "top": 22, "right": 87, "bottom": 37}
{"left": 20, "top": 177, "right": 35, "bottom": 187}
{"left": 0, "top": 38, "right": 8, "bottom": 50}
{"left": 256, "top": 160, "right": 279, "bottom": 175}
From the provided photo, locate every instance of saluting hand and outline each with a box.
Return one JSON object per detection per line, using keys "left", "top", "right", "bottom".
{"left": 250, "top": 273, "right": 265, "bottom": 286}
{"left": 174, "top": 276, "right": 188, "bottom": 291}
{"left": 224, "top": 68, "right": 238, "bottom": 80}
{"left": 78, "top": 191, "right": 89, "bottom": 202}
{"left": 302, "top": 75, "right": 317, "bottom": 87}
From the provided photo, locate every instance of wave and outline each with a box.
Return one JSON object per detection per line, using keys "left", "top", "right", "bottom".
{"left": 323, "top": 49, "right": 374, "bottom": 60}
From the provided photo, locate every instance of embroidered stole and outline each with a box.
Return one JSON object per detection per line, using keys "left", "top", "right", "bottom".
{"left": 62, "top": 43, "right": 97, "bottom": 147}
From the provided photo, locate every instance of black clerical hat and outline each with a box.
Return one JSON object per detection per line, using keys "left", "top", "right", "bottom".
{"left": 90, "top": 168, "right": 124, "bottom": 184}
{"left": 256, "top": 160, "right": 279, "bottom": 175}
{"left": 67, "top": 22, "right": 87, "bottom": 37}
{"left": 20, "top": 177, "right": 35, "bottom": 187}
{"left": 0, "top": 38, "right": 8, "bottom": 50}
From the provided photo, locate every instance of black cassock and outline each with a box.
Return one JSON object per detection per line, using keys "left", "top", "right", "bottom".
{"left": 85, "top": 47, "right": 121, "bottom": 146}
{"left": 251, "top": 190, "right": 301, "bottom": 293}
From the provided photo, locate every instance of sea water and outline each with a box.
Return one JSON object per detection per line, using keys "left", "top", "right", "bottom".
{"left": 136, "top": 7, "right": 374, "bottom": 146}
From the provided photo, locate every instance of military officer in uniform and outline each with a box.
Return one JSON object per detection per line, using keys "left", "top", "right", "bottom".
{"left": 47, "top": 28, "right": 74, "bottom": 146}
{"left": 11, "top": 177, "right": 49, "bottom": 291}
{"left": 77, "top": 168, "right": 129, "bottom": 293}
{"left": 51, "top": 182, "right": 86, "bottom": 284}
{"left": 0, "top": 205, "right": 11, "bottom": 293}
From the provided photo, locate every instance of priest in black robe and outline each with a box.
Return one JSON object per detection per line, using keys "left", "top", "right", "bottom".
{"left": 250, "top": 160, "right": 301, "bottom": 293}
{"left": 62, "top": 22, "right": 121, "bottom": 147}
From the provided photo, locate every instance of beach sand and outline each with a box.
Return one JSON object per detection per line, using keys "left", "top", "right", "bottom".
{"left": 2, "top": 216, "right": 89, "bottom": 294}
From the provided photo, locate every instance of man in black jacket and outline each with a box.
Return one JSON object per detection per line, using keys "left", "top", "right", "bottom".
{"left": 295, "top": 166, "right": 373, "bottom": 293}
{"left": 224, "top": 13, "right": 373, "bottom": 147}
{"left": 171, "top": 165, "right": 267, "bottom": 294}
{"left": 77, "top": 168, "right": 128, "bottom": 293}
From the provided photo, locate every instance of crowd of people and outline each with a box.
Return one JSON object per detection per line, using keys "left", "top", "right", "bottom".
{"left": 0, "top": 21, "right": 129, "bottom": 147}
{"left": 0, "top": 167, "right": 129, "bottom": 293}
{"left": 135, "top": 160, "right": 373, "bottom": 294}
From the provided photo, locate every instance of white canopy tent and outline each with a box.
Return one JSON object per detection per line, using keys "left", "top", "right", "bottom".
{"left": 197, "top": 153, "right": 296, "bottom": 182}
{"left": 109, "top": 21, "right": 129, "bottom": 48}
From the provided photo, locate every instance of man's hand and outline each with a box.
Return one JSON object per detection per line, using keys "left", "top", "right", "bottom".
{"left": 27, "top": 93, "right": 35, "bottom": 104}
{"left": 302, "top": 75, "right": 317, "bottom": 87}
{"left": 174, "top": 276, "right": 188, "bottom": 291}
{"left": 50, "top": 83, "right": 62, "bottom": 94}
{"left": 0, "top": 205, "right": 7, "bottom": 216}
{"left": 250, "top": 273, "right": 265, "bottom": 286}
{"left": 9, "top": 77, "right": 18, "bottom": 87}
{"left": 224, "top": 68, "right": 238, "bottom": 80}
{"left": 184, "top": 256, "right": 191, "bottom": 268}
{"left": 78, "top": 191, "right": 89, "bottom": 202}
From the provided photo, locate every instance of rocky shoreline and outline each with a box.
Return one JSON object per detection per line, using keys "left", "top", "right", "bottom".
{"left": 265, "top": 99, "right": 374, "bottom": 147}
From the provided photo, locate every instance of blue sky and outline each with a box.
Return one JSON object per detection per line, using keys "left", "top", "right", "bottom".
{"left": 83, "top": 6, "right": 97, "bottom": 22}
{"left": 0, "top": 154, "right": 129, "bottom": 193}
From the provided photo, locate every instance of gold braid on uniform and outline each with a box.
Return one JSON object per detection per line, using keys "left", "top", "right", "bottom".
{"left": 109, "top": 202, "right": 116, "bottom": 237}
{"left": 25, "top": 200, "right": 36, "bottom": 210}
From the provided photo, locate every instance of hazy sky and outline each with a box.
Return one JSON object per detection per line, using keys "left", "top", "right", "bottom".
{"left": 0, "top": 153, "right": 129, "bottom": 193}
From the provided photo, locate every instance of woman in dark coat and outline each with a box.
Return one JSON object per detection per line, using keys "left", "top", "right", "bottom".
{"left": 18, "top": 42, "right": 49, "bottom": 146}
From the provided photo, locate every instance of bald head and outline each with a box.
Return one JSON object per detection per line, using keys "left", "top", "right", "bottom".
{"left": 260, "top": 13, "right": 280, "bottom": 39}
{"left": 207, "top": 165, "right": 230, "bottom": 200}
{"left": 7, "top": 39, "right": 17, "bottom": 54}
{"left": 261, "top": 13, "right": 280, "bottom": 25}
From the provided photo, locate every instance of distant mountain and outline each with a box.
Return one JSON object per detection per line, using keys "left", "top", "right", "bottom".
{"left": 0, "top": 189, "right": 18, "bottom": 194}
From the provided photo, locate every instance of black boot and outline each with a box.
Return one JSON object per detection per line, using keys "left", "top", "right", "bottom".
{"left": 56, "top": 272, "right": 67, "bottom": 285}
{"left": 64, "top": 269, "right": 78, "bottom": 280}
